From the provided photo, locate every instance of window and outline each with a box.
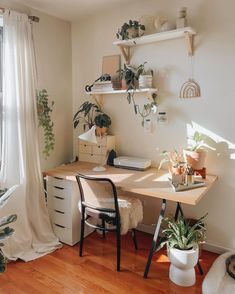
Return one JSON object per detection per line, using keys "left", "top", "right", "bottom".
{"left": 0, "top": 18, "right": 3, "bottom": 158}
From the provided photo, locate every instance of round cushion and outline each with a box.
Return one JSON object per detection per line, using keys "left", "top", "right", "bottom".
{"left": 202, "top": 251, "right": 235, "bottom": 294}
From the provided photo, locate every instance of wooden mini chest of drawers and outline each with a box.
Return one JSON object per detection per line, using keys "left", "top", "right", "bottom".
{"left": 78, "top": 135, "right": 115, "bottom": 165}
{"left": 46, "top": 176, "right": 93, "bottom": 246}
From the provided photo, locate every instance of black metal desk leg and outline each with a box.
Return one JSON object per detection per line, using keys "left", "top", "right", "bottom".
{"left": 144, "top": 199, "right": 167, "bottom": 279}
{"left": 175, "top": 202, "right": 204, "bottom": 275}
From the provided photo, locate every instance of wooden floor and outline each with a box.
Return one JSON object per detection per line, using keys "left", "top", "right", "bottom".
{"left": 0, "top": 231, "right": 217, "bottom": 294}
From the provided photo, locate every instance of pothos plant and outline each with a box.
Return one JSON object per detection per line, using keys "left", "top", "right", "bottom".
{"left": 37, "top": 89, "right": 55, "bottom": 158}
{"left": 117, "top": 62, "right": 158, "bottom": 126}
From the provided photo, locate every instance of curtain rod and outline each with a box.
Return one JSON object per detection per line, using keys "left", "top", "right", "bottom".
{"left": 0, "top": 7, "right": 40, "bottom": 22}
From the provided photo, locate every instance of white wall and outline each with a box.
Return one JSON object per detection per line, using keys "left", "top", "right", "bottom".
{"left": 32, "top": 10, "right": 73, "bottom": 170}
{"left": 0, "top": 0, "right": 73, "bottom": 171}
{"left": 72, "top": 0, "right": 235, "bottom": 251}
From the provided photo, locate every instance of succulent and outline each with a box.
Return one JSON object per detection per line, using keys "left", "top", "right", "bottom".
{"left": 159, "top": 214, "right": 207, "bottom": 250}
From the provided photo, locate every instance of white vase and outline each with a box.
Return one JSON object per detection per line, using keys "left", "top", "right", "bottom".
{"left": 138, "top": 74, "right": 153, "bottom": 88}
{"left": 168, "top": 245, "right": 199, "bottom": 287}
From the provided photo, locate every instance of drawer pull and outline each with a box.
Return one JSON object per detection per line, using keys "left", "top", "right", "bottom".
{"left": 54, "top": 196, "right": 64, "bottom": 200}
{"left": 54, "top": 209, "right": 65, "bottom": 214}
{"left": 53, "top": 185, "right": 64, "bottom": 190}
{"left": 54, "top": 177, "right": 63, "bottom": 180}
{"left": 54, "top": 223, "right": 65, "bottom": 228}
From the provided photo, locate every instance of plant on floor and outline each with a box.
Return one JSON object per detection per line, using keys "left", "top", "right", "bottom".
{"left": 116, "top": 19, "right": 145, "bottom": 40}
{"left": 37, "top": 89, "right": 55, "bottom": 158}
{"left": 160, "top": 214, "right": 207, "bottom": 250}
{"left": 0, "top": 188, "right": 18, "bottom": 274}
{"left": 160, "top": 214, "right": 207, "bottom": 287}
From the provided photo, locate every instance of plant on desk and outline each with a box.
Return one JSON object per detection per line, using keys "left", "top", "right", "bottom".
{"left": 73, "top": 101, "right": 112, "bottom": 134}
{"left": 94, "top": 113, "right": 112, "bottom": 137}
{"left": 159, "top": 150, "right": 185, "bottom": 174}
{"left": 183, "top": 131, "right": 215, "bottom": 171}
{"left": 159, "top": 214, "right": 207, "bottom": 287}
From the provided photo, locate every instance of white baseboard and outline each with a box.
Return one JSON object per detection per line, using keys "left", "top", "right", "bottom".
{"left": 137, "top": 224, "right": 235, "bottom": 255}
{"left": 203, "top": 242, "right": 234, "bottom": 255}
{"left": 137, "top": 223, "right": 155, "bottom": 235}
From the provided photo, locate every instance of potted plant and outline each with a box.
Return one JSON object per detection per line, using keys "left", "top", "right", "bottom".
{"left": 159, "top": 150, "right": 185, "bottom": 175}
{"left": 138, "top": 62, "right": 154, "bottom": 89}
{"left": 0, "top": 187, "right": 18, "bottom": 273}
{"left": 73, "top": 101, "right": 112, "bottom": 135}
{"left": 117, "top": 63, "right": 147, "bottom": 103}
{"left": 37, "top": 89, "right": 55, "bottom": 158}
{"left": 183, "top": 131, "right": 215, "bottom": 170}
{"left": 73, "top": 101, "right": 102, "bottom": 131}
{"left": 94, "top": 113, "right": 112, "bottom": 137}
{"left": 160, "top": 214, "right": 207, "bottom": 287}
{"left": 116, "top": 20, "right": 145, "bottom": 40}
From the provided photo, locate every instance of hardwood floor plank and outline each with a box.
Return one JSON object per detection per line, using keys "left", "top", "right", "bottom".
{"left": 0, "top": 231, "right": 218, "bottom": 294}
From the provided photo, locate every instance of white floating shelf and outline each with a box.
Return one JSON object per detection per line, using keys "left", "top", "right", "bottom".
{"left": 113, "top": 27, "right": 196, "bottom": 63}
{"left": 113, "top": 27, "right": 196, "bottom": 47}
{"left": 87, "top": 88, "right": 158, "bottom": 107}
{"left": 87, "top": 88, "right": 157, "bottom": 96}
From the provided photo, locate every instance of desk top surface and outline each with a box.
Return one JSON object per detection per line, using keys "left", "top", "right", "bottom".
{"left": 43, "top": 161, "right": 218, "bottom": 206}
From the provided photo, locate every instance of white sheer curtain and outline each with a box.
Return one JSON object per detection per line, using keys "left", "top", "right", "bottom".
{"left": 0, "top": 10, "right": 61, "bottom": 261}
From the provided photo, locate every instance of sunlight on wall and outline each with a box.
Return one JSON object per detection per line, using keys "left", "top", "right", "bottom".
{"left": 187, "top": 122, "right": 235, "bottom": 160}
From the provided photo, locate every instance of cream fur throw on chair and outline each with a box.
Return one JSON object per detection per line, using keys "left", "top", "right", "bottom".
{"left": 118, "top": 196, "right": 143, "bottom": 235}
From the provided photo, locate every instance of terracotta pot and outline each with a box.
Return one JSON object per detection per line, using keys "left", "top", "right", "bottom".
{"left": 183, "top": 149, "right": 207, "bottom": 170}
{"left": 121, "top": 79, "right": 128, "bottom": 90}
{"left": 95, "top": 127, "right": 107, "bottom": 137}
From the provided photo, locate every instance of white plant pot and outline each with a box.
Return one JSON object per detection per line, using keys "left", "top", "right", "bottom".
{"left": 168, "top": 245, "right": 199, "bottom": 287}
{"left": 139, "top": 74, "right": 153, "bottom": 89}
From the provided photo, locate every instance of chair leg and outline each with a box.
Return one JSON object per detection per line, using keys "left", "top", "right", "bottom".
{"left": 116, "top": 224, "right": 121, "bottom": 271}
{"left": 102, "top": 219, "right": 106, "bottom": 239}
{"left": 132, "top": 229, "right": 138, "bottom": 250}
{"left": 79, "top": 206, "right": 85, "bottom": 257}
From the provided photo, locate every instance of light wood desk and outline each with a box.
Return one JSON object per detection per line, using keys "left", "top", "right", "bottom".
{"left": 44, "top": 161, "right": 218, "bottom": 278}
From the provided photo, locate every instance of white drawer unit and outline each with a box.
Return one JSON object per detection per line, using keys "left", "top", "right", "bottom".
{"left": 46, "top": 176, "right": 93, "bottom": 246}
{"left": 78, "top": 135, "right": 115, "bottom": 165}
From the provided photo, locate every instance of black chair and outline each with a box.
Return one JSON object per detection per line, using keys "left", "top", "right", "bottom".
{"left": 76, "top": 173, "right": 141, "bottom": 271}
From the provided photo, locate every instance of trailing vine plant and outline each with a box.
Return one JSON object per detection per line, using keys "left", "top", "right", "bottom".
{"left": 36, "top": 89, "right": 55, "bottom": 158}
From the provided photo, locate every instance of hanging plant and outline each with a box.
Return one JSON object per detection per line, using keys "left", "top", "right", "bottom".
{"left": 36, "top": 89, "right": 55, "bottom": 158}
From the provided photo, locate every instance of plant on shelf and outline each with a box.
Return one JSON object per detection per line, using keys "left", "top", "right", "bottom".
{"left": 37, "top": 89, "right": 55, "bottom": 159}
{"left": 0, "top": 187, "right": 18, "bottom": 274}
{"left": 117, "top": 62, "right": 157, "bottom": 125}
{"left": 116, "top": 19, "right": 145, "bottom": 40}
{"left": 183, "top": 131, "right": 215, "bottom": 170}
{"left": 159, "top": 214, "right": 207, "bottom": 287}
{"left": 158, "top": 150, "right": 185, "bottom": 174}
{"left": 94, "top": 113, "right": 112, "bottom": 136}
{"left": 73, "top": 101, "right": 112, "bottom": 135}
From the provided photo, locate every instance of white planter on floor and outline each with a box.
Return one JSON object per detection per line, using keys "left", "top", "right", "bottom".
{"left": 168, "top": 245, "right": 199, "bottom": 287}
